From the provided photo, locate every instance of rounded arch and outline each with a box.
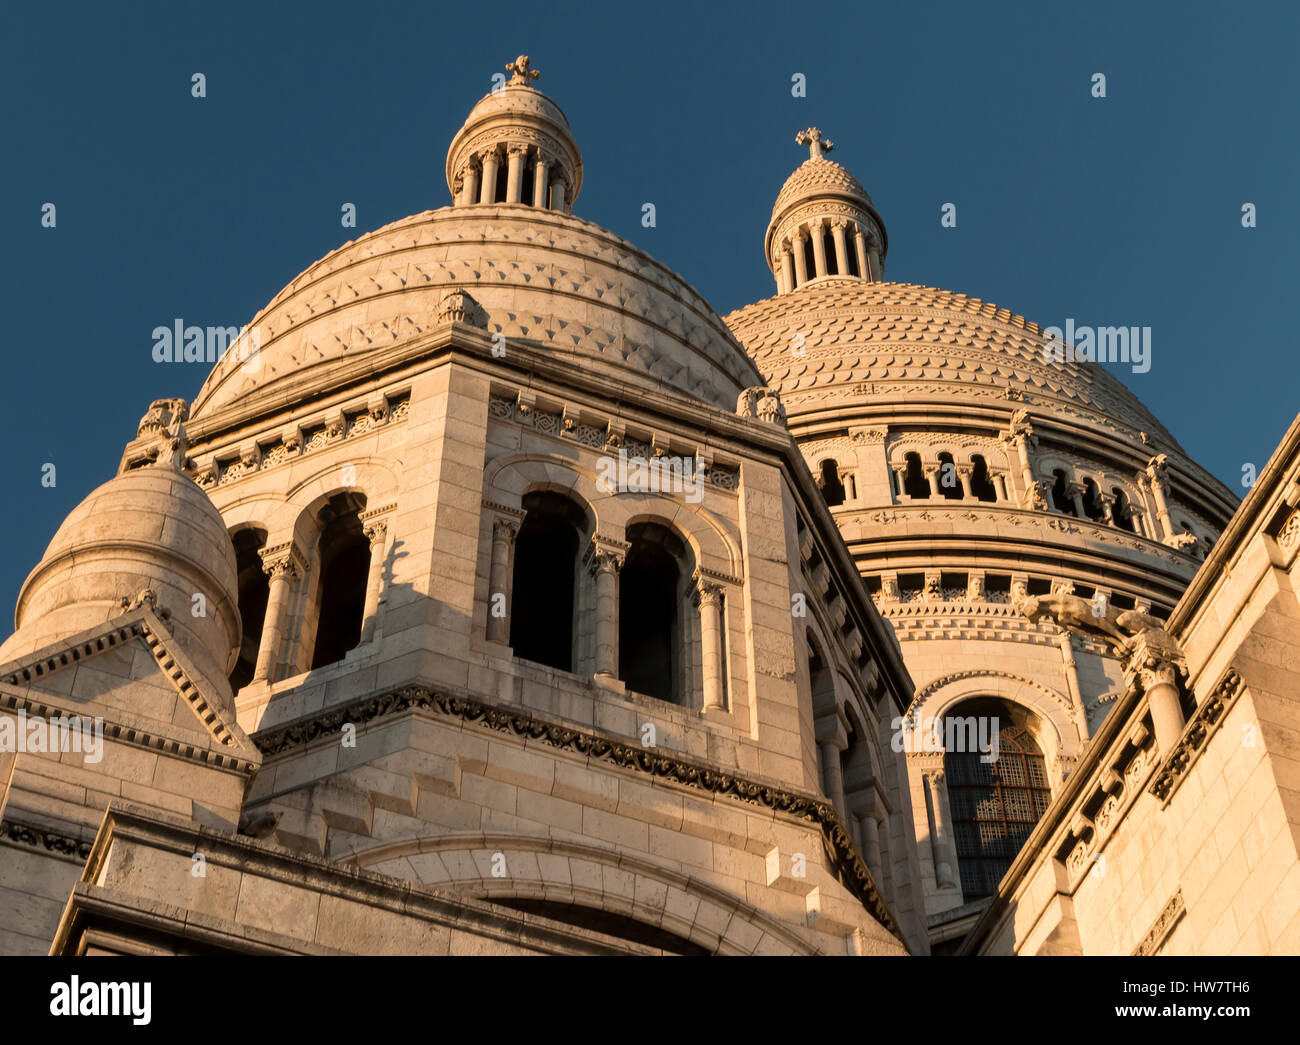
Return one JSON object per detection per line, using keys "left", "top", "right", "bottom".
{"left": 344, "top": 833, "right": 820, "bottom": 956}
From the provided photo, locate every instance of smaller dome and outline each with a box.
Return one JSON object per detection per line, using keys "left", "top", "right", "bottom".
{"left": 765, "top": 129, "right": 888, "bottom": 294}
{"left": 0, "top": 431, "right": 241, "bottom": 706}
{"left": 445, "top": 56, "right": 583, "bottom": 212}
{"left": 772, "top": 156, "right": 874, "bottom": 223}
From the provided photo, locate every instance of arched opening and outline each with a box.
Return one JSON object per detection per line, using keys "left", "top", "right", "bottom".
{"left": 310, "top": 493, "right": 369, "bottom": 670}
{"left": 1082, "top": 478, "right": 1106, "bottom": 521}
{"left": 944, "top": 700, "right": 1052, "bottom": 900}
{"left": 937, "top": 452, "right": 962, "bottom": 500}
{"left": 510, "top": 491, "right": 585, "bottom": 672}
{"left": 1111, "top": 488, "right": 1136, "bottom": 532}
{"left": 229, "top": 528, "right": 269, "bottom": 691}
{"left": 819, "top": 459, "right": 846, "bottom": 507}
{"left": 903, "top": 452, "right": 931, "bottom": 498}
{"left": 493, "top": 159, "right": 508, "bottom": 205}
{"left": 802, "top": 234, "right": 817, "bottom": 282}
{"left": 845, "top": 232, "right": 861, "bottom": 277}
{"left": 619, "top": 522, "right": 686, "bottom": 704}
{"left": 969, "top": 455, "right": 998, "bottom": 502}
{"left": 1050, "top": 469, "right": 1077, "bottom": 515}
{"left": 822, "top": 227, "right": 838, "bottom": 276}
{"left": 520, "top": 157, "right": 536, "bottom": 207}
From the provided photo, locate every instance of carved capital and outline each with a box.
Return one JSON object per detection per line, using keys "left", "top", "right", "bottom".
{"left": 364, "top": 519, "right": 389, "bottom": 547}
{"left": 492, "top": 518, "right": 519, "bottom": 544}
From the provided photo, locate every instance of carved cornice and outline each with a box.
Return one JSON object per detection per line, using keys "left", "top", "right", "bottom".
{"left": 1148, "top": 667, "right": 1245, "bottom": 806}
{"left": 1132, "top": 889, "right": 1185, "bottom": 956}
{"left": 0, "top": 819, "right": 92, "bottom": 863}
{"left": 252, "top": 683, "right": 903, "bottom": 940}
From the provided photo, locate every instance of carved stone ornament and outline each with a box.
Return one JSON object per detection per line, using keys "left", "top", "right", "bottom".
{"left": 435, "top": 287, "right": 489, "bottom": 329}
{"left": 505, "top": 54, "right": 540, "bottom": 86}
{"left": 136, "top": 397, "right": 189, "bottom": 440}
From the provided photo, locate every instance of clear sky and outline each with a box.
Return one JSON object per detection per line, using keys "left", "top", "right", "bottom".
{"left": 2, "top": 0, "right": 1296, "bottom": 610}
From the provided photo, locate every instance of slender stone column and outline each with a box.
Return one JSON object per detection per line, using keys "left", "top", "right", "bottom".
{"left": 1067, "top": 480, "right": 1087, "bottom": 518}
{"left": 694, "top": 580, "right": 725, "bottom": 710}
{"left": 810, "top": 222, "right": 829, "bottom": 277}
{"left": 1125, "top": 636, "right": 1187, "bottom": 756}
{"left": 532, "top": 157, "right": 549, "bottom": 208}
{"left": 588, "top": 545, "right": 624, "bottom": 678}
{"left": 549, "top": 175, "right": 566, "bottom": 212}
{"left": 858, "top": 812, "right": 882, "bottom": 879}
{"left": 869, "top": 245, "right": 882, "bottom": 281}
{"left": 505, "top": 146, "right": 526, "bottom": 204}
{"left": 1144, "top": 456, "right": 1174, "bottom": 539}
{"left": 253, "top": 551, "right": 302, "bottom": 683}
{"left": 792, "top": 230, "right": 809, "bottom": 286}
{"left": 993, "top": 472, "right": 1009, "bottom": 501}
{"left": 854, "top": 228, "right": 869, "bottom": 279}
{"left": 819, "top": 741, "right": 847, "bottom": 813}
{"left": 956, "top": 465, "right": 973, "bottom": 499}
{"left": 781, "top": 246, "right": 795, "bottom": 293}
{"left": 358, "top": 519, "right": 389, "bottom": 645}
{"left": 479, "top": 150, "right": 500, "bottom": 204}
{"left": 461, "top": 161, "right": 480, "bottom": 206}
{"left": 831, "top": 221, "right": 850, "bottom": 276}
{"left": 486, "top": 519, "right": 519, "bottom": 643}
{"left": 924, "top": 770, "right": 958, "bottom": 889}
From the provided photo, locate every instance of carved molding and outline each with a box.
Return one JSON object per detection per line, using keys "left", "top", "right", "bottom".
{"left": 1148, "top": 667, "right": 1245, "bottom": 806}
{"left": 252, "top": 683, "right": 902, "bottom": 940}
{"left": 0, "top": 819, "right": 92, "bottom": 863}
{"left": 1132, "top": 889, "right": 1185, "bottom": 956}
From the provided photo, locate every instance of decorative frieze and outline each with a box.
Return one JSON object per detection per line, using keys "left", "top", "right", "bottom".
{"left": 1132, "top": 889, "right": 1186, "bottom": 956}
{"left": 1148, "top": 668, "right": 1246, "bottom": 806}
{"left": 0, "top": 819, "right": 92, "bottom": 862}
{"left": 252, "top": 683, "right": 902, "bottom": 940}
{"left": 193, "top": 394, "right": 411, "bottom": 490}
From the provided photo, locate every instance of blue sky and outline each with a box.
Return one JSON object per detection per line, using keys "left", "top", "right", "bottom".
{"left": 2, "top": 0, "right": 1296, "bottom": 609}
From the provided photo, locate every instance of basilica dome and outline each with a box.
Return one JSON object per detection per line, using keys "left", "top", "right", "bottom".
{"left": 190, "top": 56, "right": 760, "bottom": 420}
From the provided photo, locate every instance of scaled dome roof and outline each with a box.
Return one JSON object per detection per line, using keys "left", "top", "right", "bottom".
{"left": 190, "top": 206, "right": 763, "bottom": 418}
{"left": 772, "top": 157, "right": 875, "bottom": 222}
{"left": 725, "top": 279, "right": 1181, "bottom": 448}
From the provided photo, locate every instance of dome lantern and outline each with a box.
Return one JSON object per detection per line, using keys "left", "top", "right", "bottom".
{"left": 445, "top": 55, "right": 583, "bottom": 213}
{"left": 766, "top": 128, "right": 888, "bottom": 294}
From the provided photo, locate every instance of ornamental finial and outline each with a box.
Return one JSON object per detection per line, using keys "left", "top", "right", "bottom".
{"left": 796, "top": 127, "right": 833, "bottom": 160}
{"left": 506, "top": 55, "right": 540, "bottom": 86}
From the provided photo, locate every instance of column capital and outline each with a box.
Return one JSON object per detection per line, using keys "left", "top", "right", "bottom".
{"left": 692, "top": 576, "right": 724, "bottom": 607}
{"left": 585, "top": 538, "right": 625, "bottom": 576}
{"left": 260, "top": 542, "right": 305, "bottom": 581}
{"left": 492, "top": 518, "right": 520, "bottom": 544}
{"left": 363, "top": 519, "right": 389, "bottom": 546}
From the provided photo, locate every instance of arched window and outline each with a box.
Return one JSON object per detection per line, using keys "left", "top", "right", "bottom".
{"left": 937, "top": 452, "right": 962, "bottom": 500}
{"left": 903, "top": 452, "right": 931, "bottom": 498}
{"left": 1082, "top": 478, "right": 1106, "bottom": 521}
{"left": 1112, "top": 488, "right": 1135, "bottom": 532}
{"left": 802, "top": 235, "right": 817, "bottom": 282}
{"left": 510, "top": 491, "right": 585, "bottom": 671}
{"left": 310, "top": 494, "right": 369, "bottom": 670}
{"left": 229, "top": 528, "right": 269, "bottom": 691}
{"left": 969, "top": 454, "right": 997, "bottom": 502}
{"left": 946, "top": 720, "right": 1052, "bottom": 899}
{"left": 819, "top": 459, "right": 846, "bottom": 507}
{"left": 1050, "top": 469, "right": 1076, "bottom": 515}
{"left": 822, "top": 227, "right": 838, "bottom": 276}
{"left": 619, "top": 522, "right": 687, "bottom": 704}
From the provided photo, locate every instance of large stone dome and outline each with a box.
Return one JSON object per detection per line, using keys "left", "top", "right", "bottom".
{"left": 190, "top": 205, "right": 764, "bottom": 418}
{"left": 0, "top": 462, "right": 241, "bottom": 698}
{"left": 726, "top": 279, "right": 1177, "bottom": 447}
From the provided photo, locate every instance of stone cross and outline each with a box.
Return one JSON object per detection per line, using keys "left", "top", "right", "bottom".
{"left": 796, "top": 127, "right": 834, "bottom": 159}
{"left": 506, "top": 55, "right": 539, "bottom": 86}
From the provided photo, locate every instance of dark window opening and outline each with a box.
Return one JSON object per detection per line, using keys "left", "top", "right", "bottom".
{"left": 493, "top": 159, "right": 508, "bottom": 204}
{"left": 229, "top": 528, "right": 269, "bottom": 691}
{"left": 903, "top": 452, "right": 931, "bottom": 498}
{"left": 822, "top": 228, "right": 838, "bottom": 276}
{"left": 969, "top": 454, "right": 998, "bottom": 502}
{"left": 802, "top": 235, "right": 817, "bottom": 282}
{"left": 937, "top": 452, "right": 962, "bottom": 500}
{"left": 619, "top": 523, "right": 684, "bottom": 704}
{"left": 1112, "top": 488, "right": 1135, "bottom": 532}
{"left": 1082, "top": 479, "right": 1106, "bottom": 521}
{"left": 819, "top": 459, "right": 846, "bottom": 507}
{"left": 1051, "top": 470, "right": 1077, "bottom": 515}
{"left": 311, "top": 496, "right": 369, "bottom": 670}
{"left": 520, "top": 158, "right": 536, "bottom": 207}
{"left": 845, "top": 236, "right": 861, "bottom": 276}
{"left": 510, "top": 492, "right": 584, "bottom": 671}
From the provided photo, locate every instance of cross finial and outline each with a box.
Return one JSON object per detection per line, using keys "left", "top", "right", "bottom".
{"left": 506, "top": 55, "right": 540, "bottom": 86}
{"left": 796, "top": 127, "right": 833, "bottom": 160}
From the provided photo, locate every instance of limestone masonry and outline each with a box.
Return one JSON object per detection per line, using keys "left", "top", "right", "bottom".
{"left": 1, "top": 57, "right": 1295, "bottom": 956}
